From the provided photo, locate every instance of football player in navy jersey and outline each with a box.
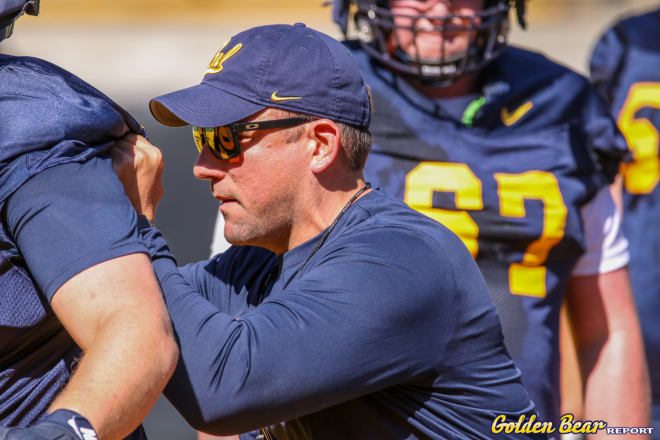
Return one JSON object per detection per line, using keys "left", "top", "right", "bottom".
{"left": 591, "top": 8, "right": 660, "bottom": 438}
{"left": 328, "top": 0, "right": 651, "bottom": 433}
{"left": 0, "top": 1, "right": 178, "bottom": 439}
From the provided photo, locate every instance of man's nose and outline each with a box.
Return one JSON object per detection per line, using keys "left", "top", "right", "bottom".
{"left": 415, "top": 1, "right": 451, "bottom": 29}
{"left": 193, "top": 144, "right": 229, "bottom": 181}
{"left": 424, "top": 0, "right": 452, "bottom": 16}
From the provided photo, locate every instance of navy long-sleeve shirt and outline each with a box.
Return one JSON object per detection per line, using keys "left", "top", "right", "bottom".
{"left": 140, "top": 190, "right": 546, "bottom": 440}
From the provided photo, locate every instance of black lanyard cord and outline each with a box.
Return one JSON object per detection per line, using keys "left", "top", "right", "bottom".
{"left": 257, "top": 182, "right": 371, "bottom": 440}
{"left": 293, "top": 183, "right": 371, "bottom": 278}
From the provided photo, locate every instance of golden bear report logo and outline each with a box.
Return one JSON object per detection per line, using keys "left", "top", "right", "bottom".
{"left": 491, "top": 414, "right": 654, "bottom": 436}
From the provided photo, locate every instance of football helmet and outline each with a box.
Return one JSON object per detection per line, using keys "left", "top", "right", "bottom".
{"left": 333, "top": 0, "right": 526, "bottom": 85}
{"left": 0, "top": 0, "right": 39, "bottom": 42}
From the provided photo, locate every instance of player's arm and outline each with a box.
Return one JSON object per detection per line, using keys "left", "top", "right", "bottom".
{"left": 566, "top": 268, "right": 650, "bottom": 439}
{"left": 48, "top": 253, "right": 178, "bottom": 440}
{"left": 5, "top": 158, "right": 178, "bottom": 440}
{"left": 565, "top": 188, "right": 650, "bottom": 439}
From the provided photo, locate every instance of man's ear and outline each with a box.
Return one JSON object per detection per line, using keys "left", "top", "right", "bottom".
{"left": 307, "top": 119, "right": 341, "bottom": 174}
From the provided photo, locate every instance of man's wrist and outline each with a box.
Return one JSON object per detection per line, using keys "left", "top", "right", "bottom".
{"left": 137, "top": 214, "right": 155, "bottom": 230}
{"left": 143, "top": 210, "right": 156, "bottom": 224}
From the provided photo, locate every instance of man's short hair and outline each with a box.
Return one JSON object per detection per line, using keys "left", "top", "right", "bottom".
{"left": 280, "top": 86, "right": 373, "bottom": 172}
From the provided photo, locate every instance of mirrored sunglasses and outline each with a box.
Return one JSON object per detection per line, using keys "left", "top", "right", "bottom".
{"left": 192, "top": 117, "right": 314, "bottom": 160}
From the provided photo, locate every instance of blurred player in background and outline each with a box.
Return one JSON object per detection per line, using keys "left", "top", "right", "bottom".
{"left": 331, "top": 0, "right": 650, "bottom": 434}
{"left": 591, "top": 6, "right": 660, "bottom": 438}
{"left": 0, "top": 1, "right": 178, "bottom": 439}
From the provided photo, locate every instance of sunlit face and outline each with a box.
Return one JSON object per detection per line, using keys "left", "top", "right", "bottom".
{"left": 193, "top": 108, "right": 310, "bottom": 253}
{"left": 389, "top": 0, "right": 484, "bottom": 63}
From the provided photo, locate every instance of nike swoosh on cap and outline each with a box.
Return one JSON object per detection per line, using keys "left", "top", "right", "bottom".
{"left": 271, "top": 91, "right": 302, "bottom": 102}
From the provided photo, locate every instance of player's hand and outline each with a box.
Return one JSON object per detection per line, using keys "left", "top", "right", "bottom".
{"left": 111, "top": 133, "right": 165, "bottom": 222}
{"left": 0, "top": 410, "right": 98, "bottom": 440}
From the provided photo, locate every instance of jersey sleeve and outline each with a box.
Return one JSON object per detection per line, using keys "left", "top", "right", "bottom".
{"left": 5, "top": 156, "right": 147, "bottom": 301}
{"left": 572, "top": 186, "right": 629, "bottom": 276}
{"left": 589, "top": 24, "right": 625, "bottom": 104}
{"left": 579, "top": 83, "right": 630, "bottom": 185}
{"left": 138, "top": 223, "right": 458, "bottom": 436}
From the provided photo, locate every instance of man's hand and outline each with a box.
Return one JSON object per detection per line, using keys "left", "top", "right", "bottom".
{"left": 111, "top": 133, "right": 165, "bottom": 222}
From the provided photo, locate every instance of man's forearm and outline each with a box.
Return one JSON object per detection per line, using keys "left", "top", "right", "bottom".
{"left": 568, "top": 269, "right": 651, "bottom": 440}
{"left": 50, "top": 311, "right": 178, "bottom": 440}
{"left": 49, "top": 253, "right": 179, "bottom": 440}
{"left": 581, "top": 327, "right": 650, "bottom": 440}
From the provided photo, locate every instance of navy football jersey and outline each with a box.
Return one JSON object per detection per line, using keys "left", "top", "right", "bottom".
{"left": 349, "top": 41, "right": 628, "bottom": 424}
{"left": 0, "top": 54, "right": 146, "bottom": 433}
{"left": 591, "top": 7, "right": 660, "bottom": 422}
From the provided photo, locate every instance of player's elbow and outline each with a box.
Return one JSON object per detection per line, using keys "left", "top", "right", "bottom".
{"left": 170, "top": 401, "right": 232, "bottom": 435}
{"left": 173, "top": 379, "right": 267, "bottom": 435}
{"left": 188, "top": 413, "right": 250, "bottom": 437}
{"left": 192, "top": 392, "right": 280, "bottom": 435}
{"left": 186, "top": 416, "right": 218, "bottom": 435}
{"left": 157, "top": 325, "right": 180, "bottom": 381}
{"left": 146, "top": 312, "right": 180, "bottom": 382}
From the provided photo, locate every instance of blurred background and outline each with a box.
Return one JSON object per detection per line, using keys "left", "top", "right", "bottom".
{"left": 2, "top": 0, "right": 658, "bottom": 438}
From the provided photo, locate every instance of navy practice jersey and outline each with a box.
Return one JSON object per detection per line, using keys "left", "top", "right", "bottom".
{"left": 591, "top": 7, "right": 660, "bottom": 425}
{"left": 348, "top": 42, "right": 629, "bottom": 424}
{"left": 0, "top": 54, "right": 146, "bottom": 438}
{"left": 140, "top": 190, "right": 546, "bottom": 440}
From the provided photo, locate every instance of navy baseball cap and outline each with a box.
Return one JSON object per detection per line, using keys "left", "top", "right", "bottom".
{"left": 150, "top": 23, "right": 371, "bottom": 129}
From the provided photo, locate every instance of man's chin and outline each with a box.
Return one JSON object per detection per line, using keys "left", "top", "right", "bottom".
{"left": 223, "top": 224, "right": 256, "bottom": 248}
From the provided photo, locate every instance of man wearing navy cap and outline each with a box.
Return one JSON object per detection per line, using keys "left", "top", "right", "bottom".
{"left": 0, "top": 2, "right": 178, "bottom": 439}
{"left": 113, "top": 23, "right": 546, "bottom": 440}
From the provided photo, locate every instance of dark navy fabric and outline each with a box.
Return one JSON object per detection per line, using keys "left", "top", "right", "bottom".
{"left": 0, "top": 159, "right": 147, "bottom": 429}
{"left": 590, "top": 8, "right": 660, "bottom": 435}
{"left": 139, "top": 190, "right": 546, "bottom": 440}
{"left": 350, "top": 41, "right": 629, "bottom": 425}
{"left": 5, "top": 159, "right": 146, "bottom": 300}
{"left": 0, "top": 54, "right": 144, "bottom": 204}
{"left": 0, "top": 54, "right": 147, "bottom": 438}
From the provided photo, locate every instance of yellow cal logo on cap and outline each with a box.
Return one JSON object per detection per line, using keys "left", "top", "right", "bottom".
{"left": 205, "top": 39, "right": 243, "bottom": 76}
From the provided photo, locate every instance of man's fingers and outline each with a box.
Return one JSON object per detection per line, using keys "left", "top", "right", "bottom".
{"left": 110, "top": 145, "right": 134, "bottom": 173}
{"left": 121, "top": 131, "right": 140, "bottom": 146}
{"left": 117, "top": 135, "right": 163, "bottom": 167}
{"left": 112, "top": 135, "right": 163, "bottom": 170}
